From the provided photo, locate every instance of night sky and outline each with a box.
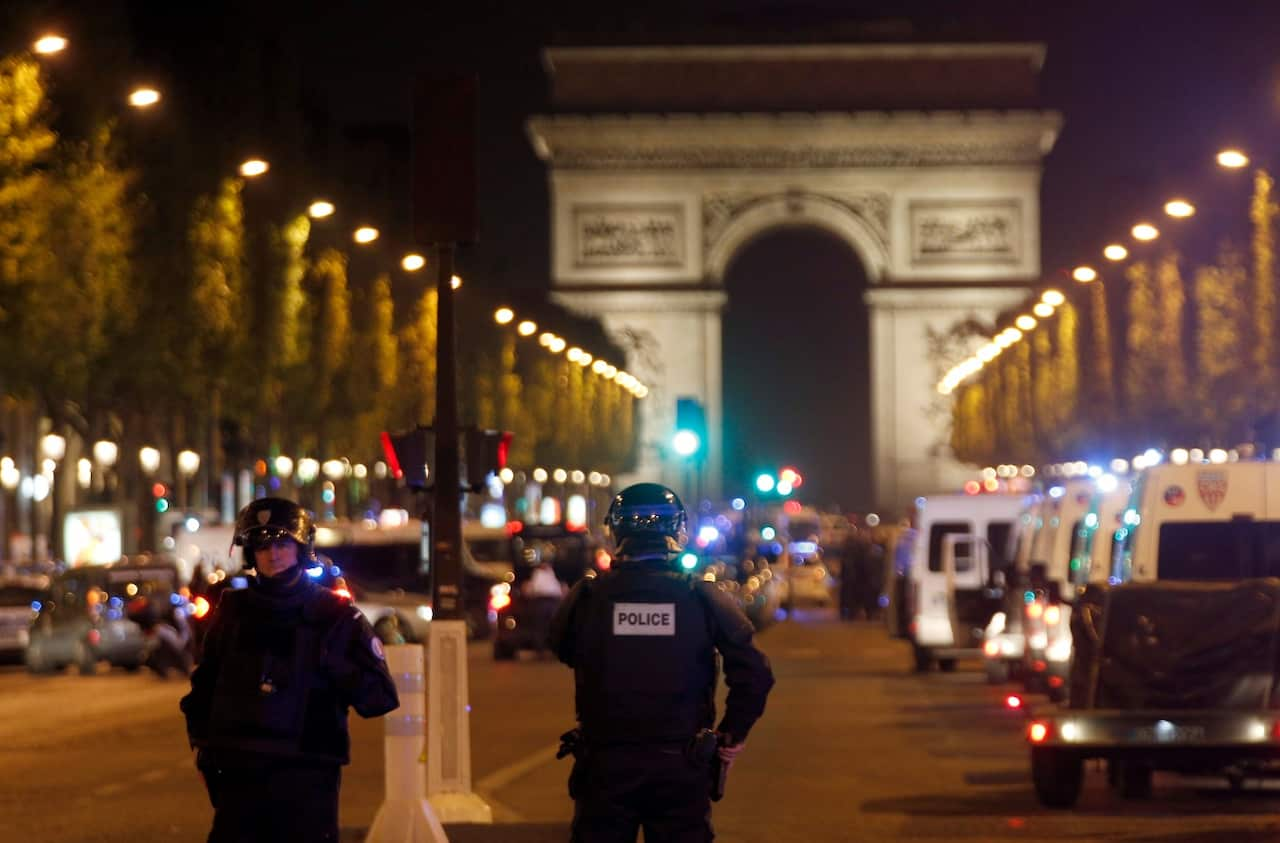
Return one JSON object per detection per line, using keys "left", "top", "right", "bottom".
{"left": 18, "top": 0, "right": 1280, "bottom": 509}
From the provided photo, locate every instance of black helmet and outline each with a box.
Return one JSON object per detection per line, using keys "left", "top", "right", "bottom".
{"left": 233, "top": 497, "right": 316, "bottom": 566}
{"left": 604, "top": 483, "right": 688, "bottom": 559}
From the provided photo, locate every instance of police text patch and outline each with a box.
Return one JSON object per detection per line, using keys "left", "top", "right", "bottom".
{"left": 613, "top": 603, "right": 676, "bottom": 636}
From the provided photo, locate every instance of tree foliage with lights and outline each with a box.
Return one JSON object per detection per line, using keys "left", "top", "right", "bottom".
{"left": 950, "top": 173, "right": 1280, "bottom": 468}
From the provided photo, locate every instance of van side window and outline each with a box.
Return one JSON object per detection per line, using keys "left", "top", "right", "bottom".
{"left": 928, "top": 521, "right": 971, "bottom": 572}
{"left": 986, "top": 521, "right": 1012, "bottom": 571}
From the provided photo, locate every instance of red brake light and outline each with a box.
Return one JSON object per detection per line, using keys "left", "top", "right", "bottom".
{"left": 1028, "top": 722, "right": 1049, "bottom": 743}
{"left": 87, "top": 629, "right": 101, "bottom": 646}
{"left": 1006, "top": 694, "right": 1023, "bottom": 710}
{"left": 505, "top": 520, "right": 524, "bottom": 536}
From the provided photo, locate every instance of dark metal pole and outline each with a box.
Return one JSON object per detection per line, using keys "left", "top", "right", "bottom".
{"left": 431, "top": 244, "right": 464, "bottom": 621}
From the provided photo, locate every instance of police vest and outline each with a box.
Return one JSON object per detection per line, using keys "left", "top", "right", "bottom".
{"left": 205, "top": 581, "right": 354, "bottom": 764}
{"left": 574, "top": 566, "right": 717, "bottom": 744}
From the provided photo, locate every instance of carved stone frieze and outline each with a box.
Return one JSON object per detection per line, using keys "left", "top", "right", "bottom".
{"left": 702, "top": 190, "right": 890, "bottom": 255}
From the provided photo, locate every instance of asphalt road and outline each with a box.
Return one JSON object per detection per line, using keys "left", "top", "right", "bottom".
{"left": 4, "top": 612, "right": 1280, "bottom": 842}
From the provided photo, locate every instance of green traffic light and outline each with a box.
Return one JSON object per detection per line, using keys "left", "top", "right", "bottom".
{"left": 672, "top": 429, "right": 701, "bottom": 457}
{"left": 755, "top": 473, "right": 776, "bottom": 493}
{"left": 679, "top": 552, "right": 698, "bottom": 570}
{"left": 155, "top": 498, "right": 169, "bottom": 513}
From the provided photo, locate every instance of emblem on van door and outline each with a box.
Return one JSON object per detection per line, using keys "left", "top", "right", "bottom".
{"left": 1163, "top": 486, "right": 1185, "bottom": 507}
{"left": 1197, "top": 471, "right": 1228, "bottom": 511}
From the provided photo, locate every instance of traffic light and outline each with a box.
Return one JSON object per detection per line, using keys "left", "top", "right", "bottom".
{"left": 755, "top": 473, "right": 776, "bottom": 493}
{"left": 464, "top": 428, "right": 513, "bottom": 491}
{"left": 380, "top": 427, "right": 434, "bottom": 490}
{"left": 673, "top": 397, "right": 707, "bottom": 459}
{"left": 152, "top": 482, "right": 169, "bottom": 513}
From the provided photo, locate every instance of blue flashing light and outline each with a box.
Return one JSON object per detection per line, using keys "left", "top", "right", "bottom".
{"left": 679, "top": 552, "right": 698, "bottom": 570}
{"left": 169, "top": 593, "right": 183, "bottom": 605}
{"left": 731, "top": 497, "right": 746, "bottom": 511}
{"left": 789, "top": 541, "right": 818, "bottom": 555}
{"left": 877, "top": 594, "right": 890, "bottom": 608}
{"left": 697, "top": 525, "right": 720, "bottom": 544}
{"left": 306, "top": 565, "right": 324, "bottom": 578}
{"left": 330, "top": 565, "right": 342, "bottom": 577}
{"left": 30, "top": 600, "right": 41, "bottom": 612}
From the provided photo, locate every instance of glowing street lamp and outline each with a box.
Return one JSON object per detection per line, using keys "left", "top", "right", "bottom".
{"left": 1033, "top": 302, "right": 1054, "bottom": 319}
{"left": 1103, "top": 244, "right": 1128, "bottom": 261}
{"left": 1072, "top": 266, "right": 1097, "bottom": 283}
{"left": 33, "top": 35, "right": 67, "bottom": 55}
{"left": 92, "top": 440, "right": 119, "bottom": 467}
{"left": 308, "top": 200, "right": 335, "bottom": 219}
{"left": 401, "top": 253, "right": 425, "bottom": 272}
{"left": 1041, "top": 289, "right": 1066, "bottom": 306}
{"left": 353, "top": 226, "right": 379, "bottom": 244}
{"left": 1217, "top": 149, "right": 1249, "bottom": 169}
{"left": 40, "top": 434, "right": 66, "bottom": 461}
{"left": 549, "top": 337, "right": 567, "bottom": 354}
{"left": 1164, "top": 199, "right": 1195, "bottom": 218}
{"left": 494, "top": 307, "right": 515, "bottom": 325}
{"left": 177, "top": 450, "right": 201, "bottom": 477}
{"left": 517, "top": 320, "right": 537, "bottom": 336}
{"left": 1131, "top": 223, "right": 1159, "bottom": 241}
{"left": 275, "top": 456, "right": 294, "bottom": 478}
{"left": 127, "top": 87, "right": 161, "bottom": 108}
{"left": 239, "top": 159, "right": 269, "bottom": 178}
{"left": 139, "top": 447, "right": 161, "bottom": 475}
{"left": 1015, "top": 314, "right": 1037, "bottom": 331}
{"left": 450, "top": 275, "right": 462, "bottom": 290}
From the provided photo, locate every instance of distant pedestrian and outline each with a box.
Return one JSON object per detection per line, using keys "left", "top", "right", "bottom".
{"left": 550, "top": 483, "right": 775, "bottom": 842}
{"left": 840, "top": 529, "right": 872, "bottom": 620}
{"left": 523, "top": 560, "right": 567, "bottom": 657}
{"left": 180, "top": 498, "right": 399, "bottom": 842}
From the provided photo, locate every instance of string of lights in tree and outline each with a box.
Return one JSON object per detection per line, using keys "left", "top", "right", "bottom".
{"left": 934, "top": 145, "right": 1256, "bottom": 397}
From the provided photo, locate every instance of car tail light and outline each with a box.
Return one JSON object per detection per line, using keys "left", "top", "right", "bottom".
{"left": 87, "top": 629, "right": 101, "bottom": 646}
{"left": 1005, "top": 695, "right": 1023, "bottom": 710}
{"left": 333, "top": 587, "right": 353, "bottom": 600}
{"left": 983, "top": 640, "right": 1000, "bottom": 657}
{"left": 1048, "top": 675, "right": 1065, "bottom": 689}
{"left": 1044, "top": 605, "right": 1061, "bottom": 625}
{"left": 489, "top": 583, "right": 512, "bottom": 612}
{"left": 1027, "top": 602, "right": 1044, "bottom": 620}
{"left": 1028, "top": 721, "right": 1050, "bottom": 743}
{"left": 192, "top": 595, "right": 211, "bottom": 619}
{"left": 1033, "top": 660, "right": 1047, "bottom": 673}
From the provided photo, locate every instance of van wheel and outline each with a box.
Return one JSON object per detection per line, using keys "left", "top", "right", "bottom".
{"left": 493, "top": 639, "right": 517, "bottom": 661}
{"left": 1031, "top": 747, "right": 1083, "bottom": 808}
{"left": 1118, "top": 762, "right": 1153, "bottom": 799}
{"left": 911, "top": 644, "right": 933, "bottom": 673}
{"left": 986, "top": 660, "right": 1010, "bottom": 684}
{"left": 938, "top": 658, "right": 957, "bottom": 673}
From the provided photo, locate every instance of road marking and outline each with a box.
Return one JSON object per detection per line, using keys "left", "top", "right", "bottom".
{"left": 138, "top": 769, "right": 167, "bottom": 782}
{"left": 473, "top": 743, "right": 562, "bottom": 823}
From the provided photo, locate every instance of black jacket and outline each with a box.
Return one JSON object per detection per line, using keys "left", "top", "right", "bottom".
{"left": 180, "top": 570, "right": 398, "bottom": 766}
{"left": 549, "top": 562, "right": 774, "bottom": 745}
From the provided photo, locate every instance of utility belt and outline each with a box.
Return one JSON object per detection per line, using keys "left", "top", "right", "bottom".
{"left": 558, "top": 727, "right": 728, "bottom": 801}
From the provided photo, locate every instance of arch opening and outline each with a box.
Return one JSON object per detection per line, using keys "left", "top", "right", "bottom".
{"left": 721, "top": 226, "right": 872, "bottom": 510}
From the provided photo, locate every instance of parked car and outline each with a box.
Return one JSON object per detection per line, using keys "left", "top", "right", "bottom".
{"left": 25, "top": 560, "right": 184, "bottom": 675}
{"left": 0, "top": 578, "right": 48, "bottom": 661}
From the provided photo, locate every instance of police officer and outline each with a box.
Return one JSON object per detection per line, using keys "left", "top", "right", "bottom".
{"left": 550, "top": 483, "right": 775, "bottom": 842}
{"left": 180, "top": 498, "right": 399, "bottom": 842}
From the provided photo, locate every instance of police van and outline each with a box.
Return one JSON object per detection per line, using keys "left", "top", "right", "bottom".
{"left": 906, "top": 493, "right": 1020, "bottom": 672}
{"left": 981, "top": 493, "right": 1043, "bottom": 684}
{"left": 1028, "top": 460, "right": 1280, "bottom": 807}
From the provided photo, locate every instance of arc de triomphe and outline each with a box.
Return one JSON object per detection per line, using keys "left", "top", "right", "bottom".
{"left": 527, "top": 44, "right": 1061, "bottom": 510}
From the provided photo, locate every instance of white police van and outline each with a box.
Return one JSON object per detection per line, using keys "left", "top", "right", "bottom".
{"left": 1028, "top": 460, "right": 1280, "bottom": 807}
{"left": 907, "top": 493, "right": 1020, "bottom": 672}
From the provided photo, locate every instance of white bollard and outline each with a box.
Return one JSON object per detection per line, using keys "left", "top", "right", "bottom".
{"left": 426, "top": 619, "right": 492, "bottom": 823}
{"left": 365, "top": 644, "right": 450, "bottom": 843}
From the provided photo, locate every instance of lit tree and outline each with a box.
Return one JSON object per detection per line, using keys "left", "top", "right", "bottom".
{"left": 1252, "top": 169, "right": 1276, "bottom": 393}
{"left": 392, "top": 286, "right": 437, "bottom": 428}
{"left": 343, "top": 273, "right": 397, "bottom": 458}
{"left": 1194, "top": 242, "right": 1251, "bottom": 441}
{"left": 301, "top": 248, "right": 351, "bottom": 455}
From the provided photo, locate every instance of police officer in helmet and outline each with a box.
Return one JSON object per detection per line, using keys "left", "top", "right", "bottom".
{"left": 180, "top": 498, "right": 399, "bottom": 842}
{"left": 550, "top": 483, "right": 775, "bottom": 842}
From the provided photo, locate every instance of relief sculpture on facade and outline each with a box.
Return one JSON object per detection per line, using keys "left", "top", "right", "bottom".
{"left": 573, "top": 204, "right": 684, "bottom": 267}
{"left": 702, "top": 191, "right": 890, "bottom": 257}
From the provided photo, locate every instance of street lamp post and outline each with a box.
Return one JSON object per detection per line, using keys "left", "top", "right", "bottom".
{"left": 139, "top": 447, "right": 161, "bottom": 552}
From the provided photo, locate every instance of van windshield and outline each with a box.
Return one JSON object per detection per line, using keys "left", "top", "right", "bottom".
{"left": 1158, "top": 521, "right": 1280, "bottom": 581}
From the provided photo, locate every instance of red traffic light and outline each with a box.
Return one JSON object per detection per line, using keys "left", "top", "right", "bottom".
{"left": 151, "top": 482, "right": 167, "bottom": 498}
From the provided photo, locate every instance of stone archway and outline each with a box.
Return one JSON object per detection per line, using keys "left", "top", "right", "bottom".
{"left": 528, "top": 44, "right": 1060, "bottom": 510}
